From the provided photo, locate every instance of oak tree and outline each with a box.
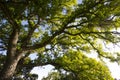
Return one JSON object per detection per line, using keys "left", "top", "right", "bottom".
{"left": 0, "top": 0, "right": 120, "bottom": 79}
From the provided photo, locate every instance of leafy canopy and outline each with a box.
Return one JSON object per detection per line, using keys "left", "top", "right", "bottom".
{"left": 42, "top": 50, "right": 114, "bottom": 80}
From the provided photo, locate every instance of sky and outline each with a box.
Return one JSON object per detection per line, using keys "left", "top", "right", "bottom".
{"left": 107, "top": 61, "right": 120, "bottom": 79}
{"left": 87, "top": 53, "right": 120, "bottom": 79}
{"left": 31, "top": 65, "right": 54, "bottom": 80}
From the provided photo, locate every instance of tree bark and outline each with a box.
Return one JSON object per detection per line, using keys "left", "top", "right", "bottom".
{"left": 0, "top": 54, "right": 22, "bottom": 80}
{"left": 0, "top": 27, "right": 21, "bottom": 79}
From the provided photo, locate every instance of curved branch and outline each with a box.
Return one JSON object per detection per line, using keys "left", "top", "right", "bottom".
{"left": 79, "top": 34, "right": 113, "bottom": 59}
{"left": 23, "top": 0, "right": 109, "bottom": 51}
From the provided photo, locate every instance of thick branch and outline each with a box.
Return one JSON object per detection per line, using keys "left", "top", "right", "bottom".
{"left": 0, "top": 3, "right": 21, "bottom": 55}
{"left": 0, "top": 1, "right": 29, "bottom": 4}
{"left": 21, "top": 25, "right": 38, "bottom": 48}
{"left": 0, "top": 3, "right": 18, "bottom": 28}
{"left": 64, "top": 31, "right": 120, "bottom": 36}
{"left": 24, "top": 1, "right": 107, "bottom": 51}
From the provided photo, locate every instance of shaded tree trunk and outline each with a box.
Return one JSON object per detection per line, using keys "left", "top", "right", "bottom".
{"left": 0, "top": 52, "right": 23, "bottom": 80}
{"left": 0, "top": 27, "right": 22, "bottom": 80}
{"left": 0, "top": 59, "right": 18, "bottom": 80}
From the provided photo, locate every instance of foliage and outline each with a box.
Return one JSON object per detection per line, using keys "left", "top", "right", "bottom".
{"left": 13, "top": 73, "right": 38, "bottom": 80}
{"left": 0, "top": 0, "right": 120, "bottom": 79}
{"left": 42, "top": 50, "right": 114, "bottom": 80}
{"left": 42, "top": 72, "right": 60, "bottom": 80}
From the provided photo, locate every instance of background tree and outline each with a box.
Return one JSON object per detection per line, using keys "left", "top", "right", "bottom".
{"left": 0, "top": 0, "right": 120, "bottom": 79}
{"left": 42, "top": 50, "right": 114, "bottom": 80}
{"left": 42, "top": 72, "right": 60, "bottom": 80}
{"left": 13, "top": 73, "right": 38, "bottom": 80}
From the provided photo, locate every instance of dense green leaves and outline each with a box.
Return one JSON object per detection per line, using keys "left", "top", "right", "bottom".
{"left": 42, "top": 50, "right": 114, "bottom": 80}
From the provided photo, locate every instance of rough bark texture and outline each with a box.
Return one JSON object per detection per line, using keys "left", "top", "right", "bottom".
{"left": 0, "top": 3, "right": 27, "bottom": 79}
{"left": 0, "top": 55, "right": 21, "bottom": 80}
{"left": 0, "top": 26, "right": 21, "bottom": 79}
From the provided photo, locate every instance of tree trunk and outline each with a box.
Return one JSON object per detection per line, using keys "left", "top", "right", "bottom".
{"left": 0, "top": 60, "right": 18, "bottom": 80}
{"left": 0, "top": 53, "right": 22, "bottom": 80}
{"left": 0, "top": 21, "right": 21, "bottom": 79}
